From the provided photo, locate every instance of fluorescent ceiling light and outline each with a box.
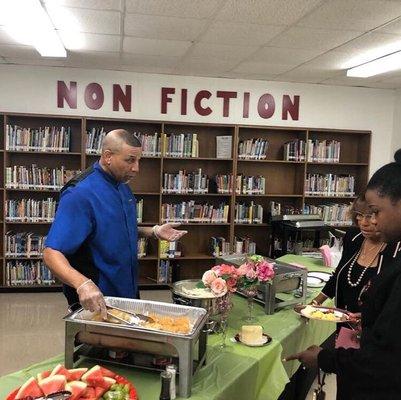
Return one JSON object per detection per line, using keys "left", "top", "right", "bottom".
{"left": 347, "top": 51, "right": 401, "bottom": 78}
{"left": 0, "top": 0, "right": 66, "bottom": 57}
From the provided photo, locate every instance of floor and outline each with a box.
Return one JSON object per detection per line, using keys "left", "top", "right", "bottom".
{"left": 0, "top": 291, "right": 336, "bottom": 399}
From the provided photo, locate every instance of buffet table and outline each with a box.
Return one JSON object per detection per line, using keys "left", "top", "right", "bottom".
{"left": 0, "top": 255, "right": 335, "bottom": 400}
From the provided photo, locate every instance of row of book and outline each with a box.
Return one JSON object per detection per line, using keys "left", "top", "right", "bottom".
{"left": 307, "top": 139, "right": 341, "bottom": 163}
{"left": 5, "top": 232, "right": 46, "bottom": 257}
{"left": 5, "top": 198, "right": 57, "bottom": 222}
{"left": 162, "top": 133, "right": 199, "bottom": 158}
{"left": 137, "top": 237, "right": 147, "bottom": 258}
{"left": 284, "top": 139, "right": 306, "bottom": 162}
{"left": 6, "top": 125, "right": 71, "bottom": 152}
{"left": 305, "top": 173, "right": 355, "bottom": 197}
{"left": 269, "top": 201, "right": 303, "bottom": 217}
{"left": 162, "top": 169, "right": 209, "bottom": 194}
{"left": 234, "top": 202, "right": 264, "bottom": 224}
{"left": 5, "top": 260, "right": 56, "bottom": 286}
{"left": 162, "top": 201, "right": 229, "bottom": 223}
{"left": 236, "top": 174, "right": 266, "bottom": 194}
{"left": 211, "top": 237, "right": 231, "bottom": 257}
{"left": 157, "top": 260, "right": 172, "bottom": 284}
{"left": 303, "top": 203, "right": 352, "bottom": 226}
{"left": 234, "top": 236, "right": 257, "bottom": 255}
{"left": 238, "top": 138, "right": 268, "bottom": 159}
{"left": 215, "top": 174, "right": 234, "bottom": 194}
{"left": 159, "top": 240, "right": 181, "bottom": 259}
{"left": 86, "top": 127, "right": 106, "bottom": 155}
{"left": 137, "top": 132, "right": 162, "bottom": 156}
{"left": 5, "top": 165, "right": 80, "bottom": 190}
{"left": 136, "top": 199, "right": 143, "bottom": 223}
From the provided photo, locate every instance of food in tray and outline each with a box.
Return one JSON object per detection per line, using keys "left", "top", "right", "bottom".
{"left": 301, "top": 305, "right": 349, "bottom": 322}
{"left": 6, "top": 364, "right": 138, "bottom": 400}
{"left": 240, "top": 325, "right": 263, "bottom": 345}
{"left": 144, "top": 313, "right": 191, "bottom": 334}
{"left": 181, "top": 286, "right": 218, "bottom": 298}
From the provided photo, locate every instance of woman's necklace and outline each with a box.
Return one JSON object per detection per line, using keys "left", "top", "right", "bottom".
{"left": 347, "top": 241, "right": 385, "bottom": 288}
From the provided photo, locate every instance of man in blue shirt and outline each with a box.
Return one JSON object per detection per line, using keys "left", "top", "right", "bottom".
{"left": 43, "top": 129, "right": 187, "bottom": 319}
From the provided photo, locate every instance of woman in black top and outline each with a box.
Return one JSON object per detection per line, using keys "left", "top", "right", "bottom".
{"left": 285, "top": 150, "right": 401, "bottom": 400}
{"left": 311, "top": 197, "right": 400, "bottom": 314}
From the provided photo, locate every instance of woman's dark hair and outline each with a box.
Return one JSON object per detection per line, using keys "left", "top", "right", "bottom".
{"left": 366, "top": 149, "right": 401, "bottom": 202}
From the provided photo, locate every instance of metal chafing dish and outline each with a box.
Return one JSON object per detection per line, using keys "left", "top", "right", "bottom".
{"left": 64, "top": 297, "right": 208, "bottom": 398}
{"left": 216, "top": 254, "right": 307, "bottom": 314}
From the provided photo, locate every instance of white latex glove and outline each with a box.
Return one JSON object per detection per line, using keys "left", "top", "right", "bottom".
{"left": 155, "top": 223, "right": 188, "bottom": 242}
{"left": 76, "top": 280, "right": 107, "bottom": 320}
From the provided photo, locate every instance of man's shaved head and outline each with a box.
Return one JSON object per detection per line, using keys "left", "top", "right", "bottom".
{"left": 102, "top": 129, "right": 141, "bottom": 153}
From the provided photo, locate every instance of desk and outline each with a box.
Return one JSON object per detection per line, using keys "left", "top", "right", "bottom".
{"left": 0, "top": 256, "right": 334, "bottom": 400}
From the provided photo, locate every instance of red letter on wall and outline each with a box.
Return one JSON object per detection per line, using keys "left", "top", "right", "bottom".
{"left": 181, "top": 89, "right": 188, "bottom": 115}
{"left": 57, "top": 80, "right": 77, "bottom": 109}
{"left": 257, "top": 93, "right": 275, "bottom": 119}
{"left": 216, "top": 91, "right": 237, "bottom": 117}
{"left": 84, "top": 83, "right": 104, "bottom": 110}
{"left": 161, "top": 87, "right": 175, "bottom": 114}
{"left": 113, "top": 84, "right": 132, "bottom": 112}
{"left": 243, "top": 92, "right": 250, "bottom": 118}
{"left": 282, "top": 95, "right": 300, "bottom": 120}
{"left": 194, "top": 90, "right": 212, "bottom": 116}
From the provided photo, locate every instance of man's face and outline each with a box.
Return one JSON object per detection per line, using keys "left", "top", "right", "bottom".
{"left": 108, "top": 143, "right": 142, "bottom": 183}
{"left": 365, "top": 189, "right": 401, "bottom": 242}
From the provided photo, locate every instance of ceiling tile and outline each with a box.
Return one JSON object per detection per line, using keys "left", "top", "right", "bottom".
{"left": 125, "top": 0, "right": 224, "bottom": 19}
{"left": 123, "top": 37, "right": 191, "bottom": 57}
{"left": 122, "top": 53, "right": 180, "bottom": 70}
{"left": 2, "top": 58, "right": 69, "bottom": 67}
{"left": 218, "top": 72, "right": 278, "bottom": 81}
{"left": 0, "top": 45, "right": 41, "bottom": 59}
{"left": 250, "top": 46, "right": 322, "bottom": 65}
{"left": 189, "top": 42, "right": 259, "bottom": 62}
{"left": 275, "top": 67, "right": 343, "bottom": 83}
{"left": 297, "top": 0, "right": 401, "bottom": 31}
{"left": 0, "top": 27, "right": 17, "bottom": 45}
{"left": 59, "top": 32, "right": 121, "bottom": 52}
{"left": 117, "top": 64, "right": 174, "bottom": 74}
{"left": 335, "top": 32, "right": 401, "bottom": 52}
{"left": 124, "top": 14, "right": 207, "bottom": 41}
{"left": 200, "top": 22, "right": 286, "bottom": 46}
{"left": 44, "top": 0, "right": 122, "bottom": 10}
{"left": 216, "top": 0, "right": 322, "bottom": 25}
{"left": 268, "top": 26, "right": 362, "bottom": 52}
{"left": 52, "top": 8, "right": 121, "bottom": 35}
{"left": 298, "top": 51, "right": 355, "bottom": 70}
{"left": 64, "top": 51, "right": 122, "bottom": 68}
{"left": 174, "top": 57, "right": 238, "bottom": 75}
{"left": 320, "top": 76, "right": 384, "bottom": 87}
{"left": 379, "top": 18, "right": 401, "bottom": 35}
{"left": 232, "top": 61, "right": 295, "bottom": 75}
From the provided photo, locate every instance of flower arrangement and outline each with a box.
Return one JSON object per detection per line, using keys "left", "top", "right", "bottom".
{"left": 199, "top": 255, "right": 275, "bottom": 296}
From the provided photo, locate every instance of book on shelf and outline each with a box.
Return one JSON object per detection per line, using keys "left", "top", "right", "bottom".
{"left": 307, "top": 139, "right": 341, "bottom": 163}
{"left": 136, "top": 199, "right": 143, "bottom": 223}
{"left": 159, "top": 240, "right": 181, "bottom": 259}
{"left": 162, "top": 169, "right": 209, "bottom": 194}
{"left": 210, "top": 237, "right": 230, "bottom": 257}
{"left": 303, "top": 203, "right": 352, "bottom": 226}
{"left": 162, "top": 201, "right": 229, "bottom": 223}
{"left": 305, "top": 173, "right": 355, "bottom": 197}
{"left": 236, "top": 174, "right": 266, "bottom": 194}
{"left": 137, "top": 237, "right": 148, "bottom": 258}
{"left": 86, "top": 127, "right": 106, "bottom": 155}
{"left": 216, "top": 135, "right": 232, "bottom": 158}
{"left": 157, "top": 260, "right": 172, "bottom": 284}
{"left": 162, "top": 133, "right": 199, "bottom": 157}
{"left": 5, "top": 165, "right": 81, "bottom": 190}
{"left": 5, "top": 232, "right": 46, "bottom": 257}
{"left": 238, "top": 137, "right": 268, "bottom": 160}
{"left": 234, "top": 236, "right": 256, "bottom": 255}
{"left": 6, "top": 125, "right": 71, "bottom": 152}
{"left": 269, "top": 201, "right": 303, "bottom": 218}
{"left": 5, "top": 260, "right": 56, "bottom": 286}
{"left": 284, "top": 139, "right": 305, "bottom": 161}
{"left": 234, "top": 202, "right": 263, "bottom": 224}
{"left": 214, "top": 174, "right": 234, "bottom": 194}
{"left": 135, "top": 132, "right": 161, "bottom": 156}
{"left": 6, "top": 198, "right": 56, "bottom": 222}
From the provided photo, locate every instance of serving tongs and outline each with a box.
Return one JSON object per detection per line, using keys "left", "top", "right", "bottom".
{"left": 106, "top": 304, "right": 154, "bottom": 325}
{"left": 35, "top": 391, "right": 72, "bottom": 400}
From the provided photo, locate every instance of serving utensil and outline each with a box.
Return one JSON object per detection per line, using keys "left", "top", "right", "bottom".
{"left": 106, "top": 304, "right": 154, "bottom": 325}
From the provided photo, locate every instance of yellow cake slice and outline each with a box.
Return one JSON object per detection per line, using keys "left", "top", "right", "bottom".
{"left": 241, "top": 325, "right": 263, "bottom": 345}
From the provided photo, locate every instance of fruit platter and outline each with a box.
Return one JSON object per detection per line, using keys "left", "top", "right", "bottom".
{"left": 6, "top": 364, "right": 138, "bottom": 400}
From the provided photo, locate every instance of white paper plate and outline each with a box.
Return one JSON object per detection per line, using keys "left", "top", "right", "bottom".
{"left": 308, "top": 272, "right": 331, "bottom": 282}
{"left": 307, "top": 276, "right": 325, "bottom": 288}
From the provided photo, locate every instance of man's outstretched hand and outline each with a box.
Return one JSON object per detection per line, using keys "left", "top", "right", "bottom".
{"left": 156, "top": 223, "right": 188, "bottom": 242}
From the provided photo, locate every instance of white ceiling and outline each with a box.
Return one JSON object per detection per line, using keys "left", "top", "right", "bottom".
{"left": 2, "top": 0, "right": 401, "bottom": 88}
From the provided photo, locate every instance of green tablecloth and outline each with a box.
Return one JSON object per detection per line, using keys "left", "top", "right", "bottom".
{"left": 0, "top": 256, "right": 335, "bottom": 400}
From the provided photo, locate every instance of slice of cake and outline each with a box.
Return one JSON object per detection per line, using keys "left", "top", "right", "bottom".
{"left": 241, "top": 325, "right": 263, "bottom": 345}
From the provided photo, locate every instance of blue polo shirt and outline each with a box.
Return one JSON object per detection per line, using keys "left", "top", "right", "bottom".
{"left": 45, "top": 162, "right": 138, "bottom": 300}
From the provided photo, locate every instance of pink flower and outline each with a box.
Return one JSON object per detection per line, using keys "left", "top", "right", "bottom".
{"left": 202, "top": 270, "right": 217, "bottom": 286}
{"left": 226, "top": 277, "right": 238, "bottom": 292}
{"left": 210, "top": 277, "right": 228, "bottom": 296}
{"left": 246, "top": 268, "right": 258, "bottom": 280}
{"left": 237, "top": 263, "right": 249, "bottom": 277}
{"left": 212, "top": 263, "right": 236, "bottom": 277}
{"left": 257, "top": 261, "right": 275, "bottom": 282}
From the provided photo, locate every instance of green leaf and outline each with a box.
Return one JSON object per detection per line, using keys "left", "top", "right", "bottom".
{"left": 196, "top": 281, "right": 206, "bottom": 288}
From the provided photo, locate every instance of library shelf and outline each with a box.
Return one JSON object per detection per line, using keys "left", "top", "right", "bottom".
{"left": 304, "top": 195, "right": 357, "bottom": 199}
{"left": 234, "top": 223, "right": 270, "bottom": 227}
{"left": 307, "top": 162, "right": 369, "bottom": 166}
{"left": 161, "top": 193, "right": 231, "bottom": 197}
{"left": 163, "top": 157, "right": 233, "bottom": 161}
{"left": 237, "top": 159, "right": 305, "bottom": 164}
{"left": 5, "top": 256, "right": 44, "bottom": 260}
{"left": 5, "top": 188, "right": 61, "bottom": 193}
{"left": 7, "top": 151, "right": 81, "bottom": 156}
{"left": 5, "top": 221, "right": 53, "bottom": 225}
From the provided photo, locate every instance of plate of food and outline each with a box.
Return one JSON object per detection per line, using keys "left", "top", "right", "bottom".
{"left": 233, "top": 325, "right": 272, "bottom": 347}
{"left": 294, "top": 304, "right": 350, "bottom": 322}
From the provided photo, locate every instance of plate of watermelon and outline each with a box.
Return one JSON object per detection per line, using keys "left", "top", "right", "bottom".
{"left": 6, "top": 364, "right": 138, "bottom": 400}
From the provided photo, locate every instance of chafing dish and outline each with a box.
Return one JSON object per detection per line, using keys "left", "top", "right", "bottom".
{"left": 63, "top": 297, "right": 208, "bottom": 398}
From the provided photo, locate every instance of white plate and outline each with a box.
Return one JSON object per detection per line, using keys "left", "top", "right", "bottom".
{"left": 307, "top": 276, "right": 325, "bottom": 288}
{"left": 234, "top": 333, "right": 272, "bottom": 347}
{"left": 308, "top": 271, "right": 331, "bottom": 282}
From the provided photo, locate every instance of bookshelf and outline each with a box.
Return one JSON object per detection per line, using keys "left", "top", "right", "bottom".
{"left": 0, "top": 112, "right": 371, "bottom": 290}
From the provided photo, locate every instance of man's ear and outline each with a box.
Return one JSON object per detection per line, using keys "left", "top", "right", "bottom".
{"left": 103, "top": 149, "right": 113, "bottom": 165}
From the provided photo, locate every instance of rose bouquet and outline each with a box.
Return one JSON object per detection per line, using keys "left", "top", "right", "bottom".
{"left": 236, "top": 254, "right": 275, "bottom": 289}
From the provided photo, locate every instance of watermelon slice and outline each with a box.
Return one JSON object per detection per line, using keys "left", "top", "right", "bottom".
{"left": 50, "top": 364, "right": 71, "bottom": 380}
{"left": 99, "top": 366, "right": 116, "bottom": 378}
{"left": 94, "top": 385, "right": 107, "bottom": 398}
{"left": 81, "top": 366, "right": 102, "bottom": 383}
{"left": 65, "top": 381, "right": 87, "bottom": 400}
{"left": 81, "top": 386, "right": 96, "bottom": 398}
{"left": 15, "top": 377, "right": 44, "bottom": 399}
{"left": 5, "top": 388, "right": 19, "bottom": 400}
{"left": 68, "top": 367, "right": 88, "bottom": 381}
{"left": 39, "top": 374, "right": 67, "bottom": 396}
{"left": 37, "top": 370, "right": 51, "bottom": 383}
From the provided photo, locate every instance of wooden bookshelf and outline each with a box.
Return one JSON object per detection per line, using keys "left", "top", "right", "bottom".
{"left": 0, "top": 112, "right": 371, "bottom": 290}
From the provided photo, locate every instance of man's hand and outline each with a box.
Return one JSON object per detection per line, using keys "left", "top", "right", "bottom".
{"left": 77, "top": 280, "right": 107, "bottom": 320}
{"left": 156, "top": 223, "right": 188, "bottom": 242}
{"left": 284, "top": 345, "right": 322, "bottom": 369}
